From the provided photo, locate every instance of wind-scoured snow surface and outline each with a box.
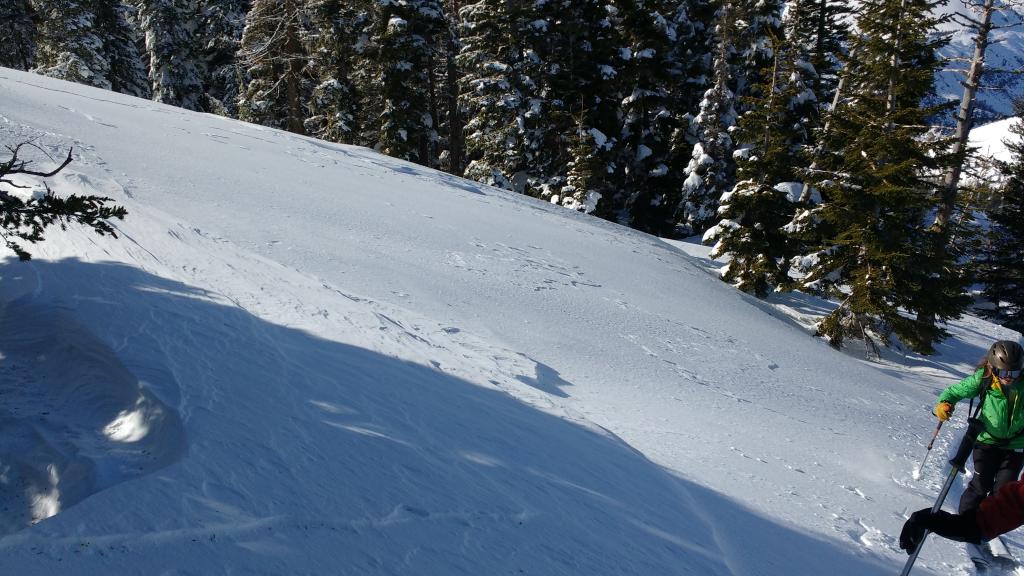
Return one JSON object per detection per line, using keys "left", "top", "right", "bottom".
{"left": 0, "top": 68, "right": 1021, "bottom": 575}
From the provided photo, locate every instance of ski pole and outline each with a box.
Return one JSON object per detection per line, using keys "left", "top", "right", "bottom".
{"left": 900, "top": 417, "right": 984, "bottom": 576}
{"left": 915, "top": 421, "right": 943, "bottom": 479}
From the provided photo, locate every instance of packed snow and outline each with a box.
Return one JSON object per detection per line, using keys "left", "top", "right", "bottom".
{"left": 0, "top": 67, "right": 1021, "bottom": 575}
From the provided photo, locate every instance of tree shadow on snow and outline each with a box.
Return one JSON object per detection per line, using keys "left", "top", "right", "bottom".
{"left": 0, "top": 258, "right": 901, "bottom": 576}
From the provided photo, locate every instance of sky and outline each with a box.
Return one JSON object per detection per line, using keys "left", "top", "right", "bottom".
{"left": 0, "top": 66, "right": 1022, "bottom": 576}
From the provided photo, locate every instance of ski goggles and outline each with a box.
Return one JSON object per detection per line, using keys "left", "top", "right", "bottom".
{"left": 995, "top": 368, "right": 1023, "bottom": 379}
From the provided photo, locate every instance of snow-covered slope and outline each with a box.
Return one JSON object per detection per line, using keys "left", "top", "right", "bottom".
{"left": 970, "top": 116, "right": 1017, "bottom": 163}
{"left": 0, "top": 67, "right": 1020, "bottom": 575}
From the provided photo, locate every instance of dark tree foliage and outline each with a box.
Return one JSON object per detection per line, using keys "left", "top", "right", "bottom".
{"left": 96, "top": 1, "right": 149, "bottom": 98}
{"left": 675, "top": 10, "right": 736, "bottom": 236}
{"left": 979, "top": 103, "right": 1024, "bottom": 332}
{"left": 360, "top": 0, "right": 448, "bottom": 165}
{"left": 135, "top": 0, "right": 201, "bottom": 107}
{"left": 0, "top": 143, "right": 127, "bottom": 261}
{"left": 602, "top": 0, "right": 683, "bottom": 234}
{"left": 0, "top": 0, "right": 37, "bottom": 70}
{"left": 193, "top": 0, "right": 250, "bottom": 115}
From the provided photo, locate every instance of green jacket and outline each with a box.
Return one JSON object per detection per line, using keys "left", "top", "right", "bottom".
{"left": 939, "top": 368, "right": 1024, "bottom": 449}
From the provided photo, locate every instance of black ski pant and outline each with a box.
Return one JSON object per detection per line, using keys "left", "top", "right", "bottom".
{"left": 959, "top": 443, "right": 1024, "bottom": 514}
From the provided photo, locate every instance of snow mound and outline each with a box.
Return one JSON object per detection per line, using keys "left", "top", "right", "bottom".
{"left": 0, "top": 293, "right": 185, "bottom": 535}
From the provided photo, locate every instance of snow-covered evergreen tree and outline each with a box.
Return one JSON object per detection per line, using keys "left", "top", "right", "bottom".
{"left": 457, "top": 0, "right": 533, "bottom": 189}
{"left": 0, "top": 0, "right": 37, "bottom": 70}
{"left": 704, "top": 39, "right": 816, "bottom": 297}
{"left": 782, "top": 0, "right": 848, "bottom": 106}
{"left": 31, "top": 0, "right": 113, "bottom": 89}
{"left": 304, "top": 0, "right": 363, "bottom": 143}
{"left": 237, "top": 0, "right": 311, "bottom": 134}
{"left": 559, "top": 126, "right": 603, "bottom": 212}
{"left": 193, "top": 0, "right": 249, "bottom": 115}
{"left": 979, "top": 103, "right": 1024, "bottom": 332}
{"left": 675, "top": 11, "right": 737, "bottom": 237}
{"left": 459, "top": 0, "right": 622, "bottom": 200}
{"left": 731, "top": 0, "right": 784, "bottom": 107}
{"left": 797, "top": 0, "right": 968, "bottom": 354}
{"left": 667, "top": 0, "right": 715, "bottom": 113}
{"left": 135, "top": 0, "right": 201, "bottom": 107}
{"left": 96, "top": 2, "right": 149, "bottom": 98}
{"left": 529, "top": 0, "right": 621, "bottom": 208}
{"left": 604, "top": 0, "right": 682, "bottom": 234}
{"left": 32, "top": 0, "right": 148, "bottom": 96}
{"left": 361, "top": 0, "right": 447, "bottom": 165}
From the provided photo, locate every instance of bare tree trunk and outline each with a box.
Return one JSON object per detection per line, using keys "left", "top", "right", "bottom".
{"left": 886, "top": 0, "right": 911, "bottom": 118}
{"left": 934, "top": 0, "right": 995, "bottom": 231}
{"left": 813, "top": 0, "right": 827, "bottom": 97}
{"left": 425, "top": 50, "right": 438, "bottom": 167}
{"left": 445, "top": 0, "right": 463, "bottom": 176}
{"left": 284, "top": 0, "right": 306, "bottom": 135}
{"left": 798, "top": 65, "right": 848, "bottom": 203}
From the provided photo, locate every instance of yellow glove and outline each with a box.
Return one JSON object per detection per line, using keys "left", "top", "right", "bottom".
{"left": 935, "top": 402, "right": 954, "bottom": 422}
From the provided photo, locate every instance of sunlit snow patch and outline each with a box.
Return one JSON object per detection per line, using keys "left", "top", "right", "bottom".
{"left": 28, "top": 464, "right": 61, "bottom": 523}
{"left": 103, "top": 398, "right": 159, "bottom": 442}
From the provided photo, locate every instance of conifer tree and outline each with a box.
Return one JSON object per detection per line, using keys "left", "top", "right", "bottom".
{"left": 438, "top": 0, "right": 464, "bottom": 175}
{"left": 0, "top": 0, "right": 36, "bottom": 70}
{"left": 560, "top": 127, "right": 603, "bottom": 212}
{"left": 782, "top": 0, "right": 849, "bottom": 106}
{"left": 704, "top": 38, "right": 816, "bottom": 297}
{"left": 96, "top": 2, "right": 150, "bottom": 98}
{"left": 32, "top": 0, "right": 113, "bottom": 89}
{"left": 667, "top": 0, "right": 715, "bottom": 114}
{"left": 304, "top": 0, "right": 364, "bottom": 143}
{"left": 1, "top": 143, "right": 127, "bottom": 261}
{"left": 730, "top": 0, "right": 784, "bottom": 107}
{"left": 675, "top": 10, "right": 737, "bottom": 236}
{"left": 461, "top": 0, "right": 621, "bottom": 205}
{"left": 362, "top": 0, "right": 447, "bottom": 165}
{"left": 797, "top": 0, "right": 968, "bottom": 354}
{"left": 31, "top": 1, "right": 146, "bottom": 96}
{"left": 135, "top": 0, "right": 201, "bottom": 108}
{"left": 193, "top": 0, "right": 249, "bottom": 115}
{"left": 458, "top": 0, "right": 534, "bottom": 189}
{"left": 605, "top": 0, "right": 682, "bottom": 233}
{"left": 979, "top": 104, "right": 1024, "bottom": 332}
{"left": 528, "top": 0, "right": 621, "bottom": 207}
{"left": 237, "top": 0, "right": 310, "bottom": 134}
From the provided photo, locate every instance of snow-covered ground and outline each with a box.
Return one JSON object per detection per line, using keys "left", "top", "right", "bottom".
{"left": 970, "top": 116, "right": 1016, "bottom": 164}
{"left": 0, "top": 67, "right": 1020, "bottom": 575}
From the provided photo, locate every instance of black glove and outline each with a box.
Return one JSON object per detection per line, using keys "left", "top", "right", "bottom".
{"left": 899, "top": 508, "right": 983, "bottom": 553}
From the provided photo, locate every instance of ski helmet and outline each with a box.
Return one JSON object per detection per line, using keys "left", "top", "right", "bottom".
{"left": 988, "top": 340, "right": 1024, "bottom": 372}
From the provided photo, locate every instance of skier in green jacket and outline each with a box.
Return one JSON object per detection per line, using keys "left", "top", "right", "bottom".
{"left": 933, "top": 340, "right": 1024, "bottom": 569}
